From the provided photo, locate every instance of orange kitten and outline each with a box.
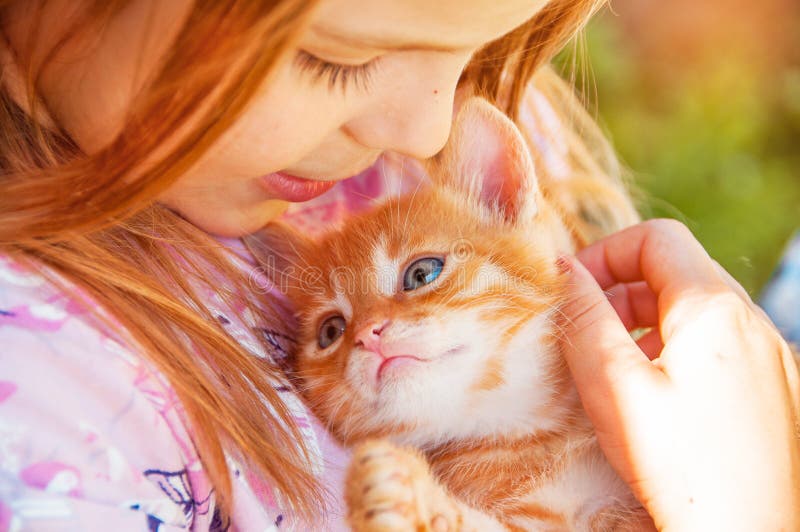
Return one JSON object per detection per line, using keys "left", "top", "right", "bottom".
{"left": 252, "top": 98, "right": 650, "bottom": 531}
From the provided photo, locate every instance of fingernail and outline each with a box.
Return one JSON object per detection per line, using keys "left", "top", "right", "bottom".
{"left": 556, "top": 255, "right": 572, "bottom": 274}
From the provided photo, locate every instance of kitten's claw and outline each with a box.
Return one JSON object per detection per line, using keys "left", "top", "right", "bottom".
{"left": 346, "top": 440, "right": 462, "bottom": 532}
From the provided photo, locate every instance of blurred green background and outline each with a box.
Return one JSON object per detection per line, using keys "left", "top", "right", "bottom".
{"left": 570, "top": 0, "right": 800, "bottom": 295}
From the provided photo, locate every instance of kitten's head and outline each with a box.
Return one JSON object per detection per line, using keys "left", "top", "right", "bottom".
{"left": 253, "top": 98, "right": 578, "bottom": 449}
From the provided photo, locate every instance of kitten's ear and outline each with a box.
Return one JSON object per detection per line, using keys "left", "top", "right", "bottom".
{"left": 433, "top": 97, "right": 540, "bottom": 225}
{"left": 244, "top": 222, "right": 313, "bottom": 294}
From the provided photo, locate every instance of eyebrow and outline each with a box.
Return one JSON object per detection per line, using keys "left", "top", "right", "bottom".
{"left": 309, "top": 25, "right": 463, "bottom": 53}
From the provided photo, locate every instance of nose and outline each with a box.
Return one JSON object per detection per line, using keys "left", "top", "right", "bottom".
{"left": 345, "top": 54, "right": 469, "bottom": 159}
{"left": 354, "top": 319, "right": 391, "bottom": 353}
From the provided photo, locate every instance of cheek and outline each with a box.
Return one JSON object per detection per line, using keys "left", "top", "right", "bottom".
{"left": 157, "top": 70, "right": 359, "bottom": 235}
{"left": 208, "top": 62, "right": 357, "bottom": 176}
{"left": 295, "top": 350, "right": 378, "bottom": 417}
{"left": 344, "top": 351, "right": 381, "bottom": 393}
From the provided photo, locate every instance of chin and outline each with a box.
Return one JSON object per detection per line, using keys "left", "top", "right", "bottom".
{"left": 176, "top": 200, "right": 290, "bottom": 238}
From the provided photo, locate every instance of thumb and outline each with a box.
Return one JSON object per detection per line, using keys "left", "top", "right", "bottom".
{"left": 557, "top": 255, "right": 665, "bottom": 431}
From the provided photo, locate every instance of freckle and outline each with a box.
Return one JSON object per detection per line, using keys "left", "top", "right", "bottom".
{"left": 433, "top": 89, "right": 438, "bottom": 95}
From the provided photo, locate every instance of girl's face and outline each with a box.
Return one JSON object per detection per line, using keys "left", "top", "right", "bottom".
{"left": 12, "top": 0, "right": 546, "bottom": 236}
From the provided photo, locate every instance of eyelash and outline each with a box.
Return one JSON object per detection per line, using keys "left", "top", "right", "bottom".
{"left": 294, "top": 51, "right": 377, "bottom": 92}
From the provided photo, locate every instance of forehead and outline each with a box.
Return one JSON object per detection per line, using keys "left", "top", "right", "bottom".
{"left": 309, "top": 0, "right": 549, "bottom": 51}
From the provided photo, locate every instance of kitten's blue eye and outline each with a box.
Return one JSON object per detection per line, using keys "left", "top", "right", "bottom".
{"left": 318, "top": 315, "right": 346, "bottom": 349}
{"left": 402, "top": 257, "right": 444, "bottom": 291}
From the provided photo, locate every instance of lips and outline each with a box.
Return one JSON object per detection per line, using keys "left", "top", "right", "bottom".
{"left": 377, "top": 355, "right": 424, "bottom": 382}
{"left": 374, "top": 345, "right": 466, "bottom": 384}
{"left": 258, "top": 171, "right": 338, "bottom": 202}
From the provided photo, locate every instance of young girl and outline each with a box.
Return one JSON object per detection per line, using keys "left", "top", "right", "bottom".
{"left": 0, "top": 1, "right": 797, "bottom": 531}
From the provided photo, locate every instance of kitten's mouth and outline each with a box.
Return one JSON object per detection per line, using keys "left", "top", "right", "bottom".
{"left": 377, "top": 355, "right": 423, "bottom": 382}
{"left": 375, "top": 345, "right": 465, "bottom": 383}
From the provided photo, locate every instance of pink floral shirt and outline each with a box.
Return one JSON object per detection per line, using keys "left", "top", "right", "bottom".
{"left": 0, "top": 90, "right": 566, "bottom": 531}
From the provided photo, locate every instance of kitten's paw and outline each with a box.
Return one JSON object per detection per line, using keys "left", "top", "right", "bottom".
{"left": 346, "top": 440, "right": 462, "bottom": 532}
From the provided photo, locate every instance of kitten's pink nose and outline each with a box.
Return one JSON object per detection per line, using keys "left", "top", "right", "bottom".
{"left": 355, "top": 320, "right": 391, "bottom": 353}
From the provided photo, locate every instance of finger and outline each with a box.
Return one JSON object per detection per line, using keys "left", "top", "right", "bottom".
{"left": 635, "top": 328, "right": 664, "bottom": 360}
{"left": 557, "top": 255, "right": 666, "bottom": 429}
{"left": 575, "top": 219, "right": 725, "bottom": 296}
{"left": 576, "top": 219, "right": 735, "bottom": 343}
{"left": 712, "top": 260, "right": 753, "bottom": 305}
{"left": 606, "top": 281, "right": 659, "bottom": 331}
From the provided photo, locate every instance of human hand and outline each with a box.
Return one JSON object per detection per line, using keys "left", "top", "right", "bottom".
{"left": 558, "top": 219, "right": 800, "bottom": 531}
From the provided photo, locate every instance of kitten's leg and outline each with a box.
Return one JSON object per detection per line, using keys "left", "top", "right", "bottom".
{"left": 346, "top": 440, "right": 510, "bottom": 532}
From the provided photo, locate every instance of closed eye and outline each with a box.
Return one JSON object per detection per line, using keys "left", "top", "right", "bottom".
{"left": 294, "top": 51, "right": 377, "bottom": 92}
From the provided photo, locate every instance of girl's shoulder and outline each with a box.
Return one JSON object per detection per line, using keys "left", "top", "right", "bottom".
{"left": 0, "top": 254, "right": 348, "bottom": 531}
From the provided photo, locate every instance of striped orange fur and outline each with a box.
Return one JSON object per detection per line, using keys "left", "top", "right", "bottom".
{"left": 254, "top": 98, "right": 651, "bottom": 530}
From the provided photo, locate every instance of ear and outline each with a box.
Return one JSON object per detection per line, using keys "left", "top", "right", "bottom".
{"left": 433, "top": 97, "right": 540, "bottom": 225}
{"left": 244, "top": 222, "right": 314, "bottom": 295}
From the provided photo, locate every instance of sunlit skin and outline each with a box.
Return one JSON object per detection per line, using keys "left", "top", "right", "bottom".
{"left": 5, "top": 0, "right": 546, "bottom": 237}
{"left": 559, "top": 220, "right": 800, "bottom": 531}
